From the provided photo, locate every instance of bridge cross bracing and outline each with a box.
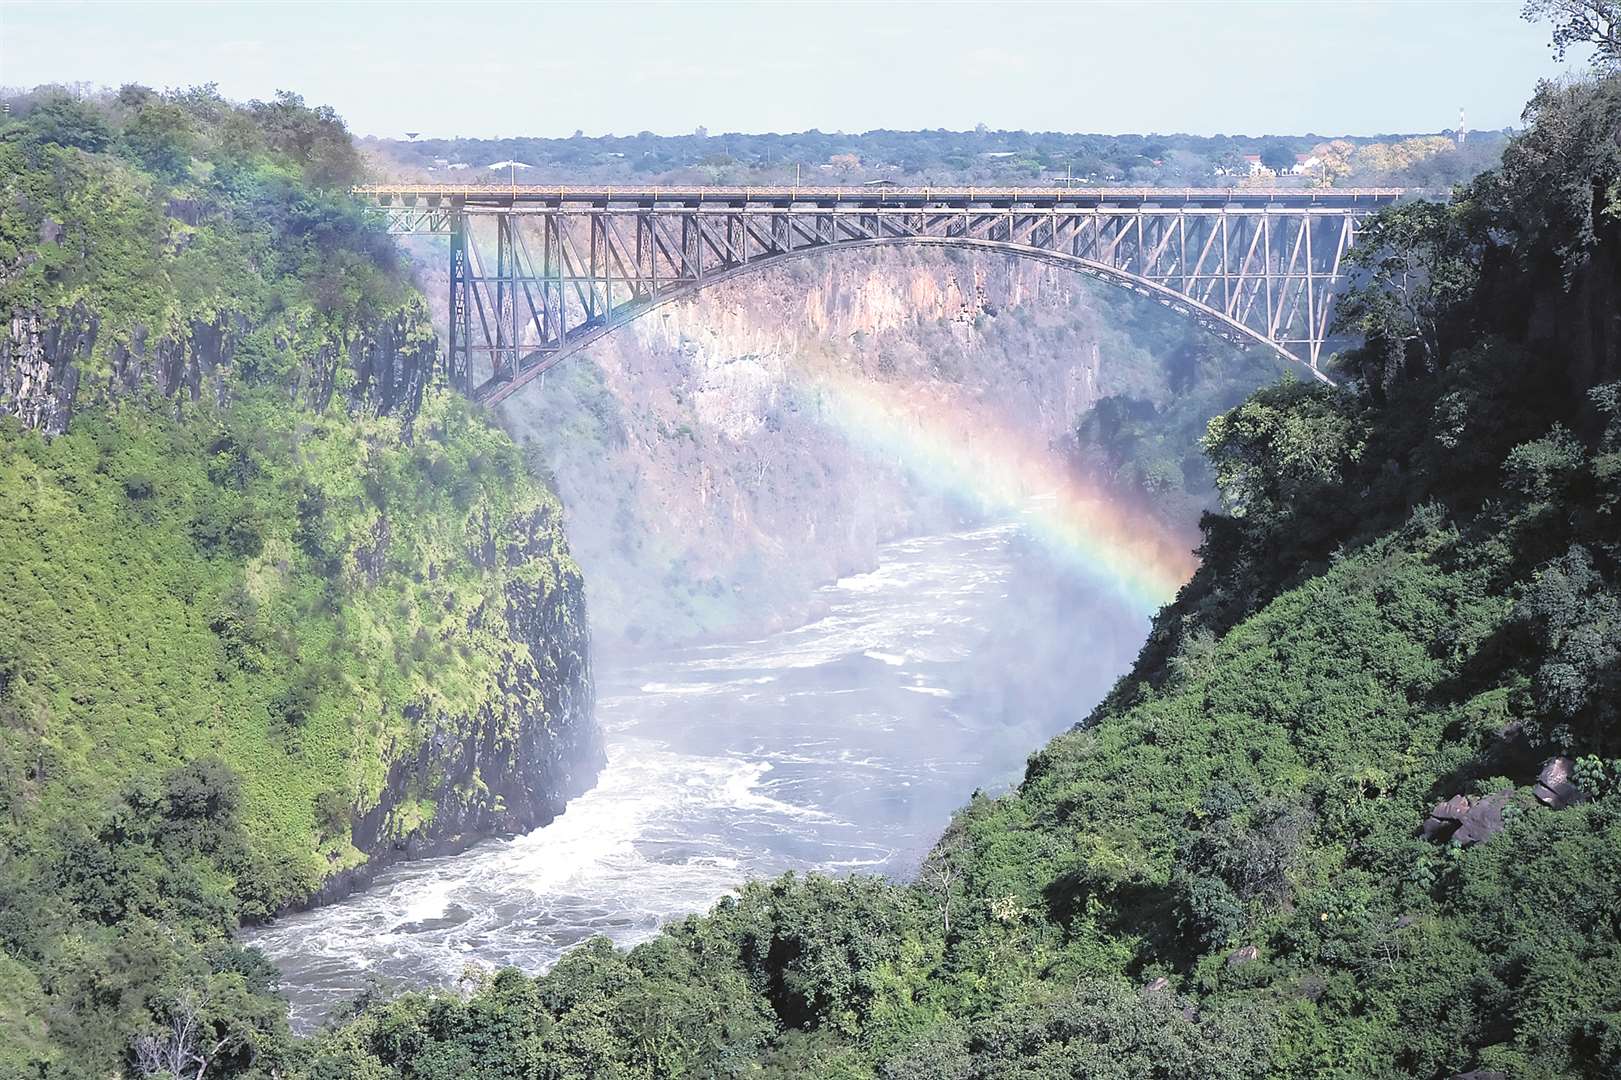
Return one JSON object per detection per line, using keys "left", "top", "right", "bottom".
{"left": 355, "top": 185, "right": 1403, "bottom": 405}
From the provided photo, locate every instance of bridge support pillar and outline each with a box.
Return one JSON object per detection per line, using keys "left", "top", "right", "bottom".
{"left": 447, "top": 210, "right": 472, "bottom": 395}
{"left": 494, "top": 215, "right": 518, "bottom": 386}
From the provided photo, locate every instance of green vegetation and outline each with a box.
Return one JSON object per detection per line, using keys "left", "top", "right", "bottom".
{"left": 1066, "top": 299, "right": 1283, "bottom": 531}
{"left": 4, "top": 10, "right": 1619, "bottom": 1076}
{"left": 0, "top": 87, "right": 587, "bottom": 1076}
{"left": 301, "top": 68, "right": 1621, "bottom": 1080}
{"left": 374, "top": 126, "right": 1503, "bottom": 191}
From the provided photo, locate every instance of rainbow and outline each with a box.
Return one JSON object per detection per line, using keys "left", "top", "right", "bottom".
{"left": 794, "top": 368, "right": 1199, "bottom": 614}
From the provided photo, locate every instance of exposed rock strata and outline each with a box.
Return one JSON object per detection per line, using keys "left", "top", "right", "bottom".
{"left": 2, "top": 303, "right": 436, "bottom": 434}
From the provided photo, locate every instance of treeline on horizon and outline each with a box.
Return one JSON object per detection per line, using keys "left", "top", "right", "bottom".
{"left": 366, "top": 124, "right": 1507, "bottom": 190}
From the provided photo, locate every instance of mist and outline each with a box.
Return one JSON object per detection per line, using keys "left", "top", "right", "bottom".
{"left": 243, "top": 236, "right": 1279, "bottom": 1029}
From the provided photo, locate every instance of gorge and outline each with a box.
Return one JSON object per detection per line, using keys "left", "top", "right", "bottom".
{"left": 2, "top": 15, "right": 1620, "bottom": 1077}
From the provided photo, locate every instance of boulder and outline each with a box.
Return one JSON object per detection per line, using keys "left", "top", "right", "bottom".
{"left": 1453, "top": 789, "right": 1513, "bottom": 846}
{"left": 1420, "top": 817, "right": 1453, "bottom": 840}
{"left": 1533, "top": 755, "right": 1582, "bottom": 809}
{"left": 1422, "top": 794, "right": 1472, "bottom": 839}
{"left": 1448, "top": 1071, "right": 1506, "bottom": 1080}
{"left": 1226, "top": 945, "right": 1260, "bottom": 968}
{"left": 1431, "top": 794, "right": 1472, "bottom": 822}
{"left": 1141, "top": 976, "right": 1171, "bottom": 995}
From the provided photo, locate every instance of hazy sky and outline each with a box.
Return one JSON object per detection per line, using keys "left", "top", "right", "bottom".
{"left": 0, "top": 1, "right": 1579, "bottom": 139}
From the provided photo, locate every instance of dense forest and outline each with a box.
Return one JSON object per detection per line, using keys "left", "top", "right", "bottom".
{"left": 301, "top": 68, "right": 1621, "bottom": 1080}
{"left": 366, "top": 126, "right": 1505, "bottom": 191}
{"left": 0, "top": 88, "right": 597, "bottom": 1077}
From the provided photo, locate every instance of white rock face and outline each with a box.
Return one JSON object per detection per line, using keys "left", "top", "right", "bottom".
{"left": 400, "top": 240, "right": 1254, "bottom": 650}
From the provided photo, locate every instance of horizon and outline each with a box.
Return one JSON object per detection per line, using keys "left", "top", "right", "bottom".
{"left": 0, "top": 0, "right": 1580, "bottom": 141}
{"left": 358, "top": 122, "right": 1488, "bottom": 143}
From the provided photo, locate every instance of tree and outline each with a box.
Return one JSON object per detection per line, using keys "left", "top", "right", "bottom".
{"left": 918, "top": 822, "right": 969, "bottom": 935}
{"left": 1331, "top": 199, "right": 1481, "bottom": 392}
{"left": 120, "top": 88, "right": 196, "bottom": 175}
{"left": 24, "top": 94, "right": 113, "bottom": 151}
{"left": 1258, "top": 139, "right": 1296, "bottom": 175}
{"left": 1523, "top": 0, "right": 1621, "bottom": 69}
{"left": 1201, "top": 380, "right": 1366, "bottom": 522}
{"left": 133, "top": 975, "right": 285, "bottom": 1080}
{"left": 247, "top": 90, "right": 363, "bottom": 188}
{"left": 1309, "top": 139, "right": 1356, "bottom": 187}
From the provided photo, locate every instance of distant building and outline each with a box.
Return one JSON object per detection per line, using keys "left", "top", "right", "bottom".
{"left": 863, "top": 178, "right": 899, "bottom": 187}
{"left": 487, "top": 160, "right": 534, "bottom": 170}
{"left": 1289, "top": 153, "right": 1322, "bottom": 176}
{"left": 447, "top": 162, "right": 471, "bottom": 171}
{"left": 432, "top": 158, "right": 450, "bottom": 169}
{"left": 1244, "top": 154, "right": 1275, "bottom": 178}
{"left": 981, "top": 151, "right": 1018, "bottom": 159}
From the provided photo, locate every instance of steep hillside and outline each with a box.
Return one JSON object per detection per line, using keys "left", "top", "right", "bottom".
{"left": 0, "top": 88, "right": 600, "bottom": 1076}
{"left": 310, "top": 73, "right": 1621, "bottom": 1080}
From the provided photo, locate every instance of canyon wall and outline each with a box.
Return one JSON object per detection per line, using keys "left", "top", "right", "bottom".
{"left": 398, "top": 241, "right": 1285, "bottom": 653}
{"left": 0, "top": 302, "right": 601, "bottom": 908}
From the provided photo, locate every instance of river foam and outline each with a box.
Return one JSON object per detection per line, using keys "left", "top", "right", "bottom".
{"left": 245, "top": 519, "right": 1151, "bottom": 1031}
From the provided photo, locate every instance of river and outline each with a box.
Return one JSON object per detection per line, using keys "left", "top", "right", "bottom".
{"left": 245, "top": 515, "right": 1150, "bottom": 1031}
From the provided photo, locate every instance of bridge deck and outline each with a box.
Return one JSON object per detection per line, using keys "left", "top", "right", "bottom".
{"left": 355, "top": 183, "right": 1404, "bottom": 210}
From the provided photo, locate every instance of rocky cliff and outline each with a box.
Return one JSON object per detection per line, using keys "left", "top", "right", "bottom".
{"left": 0, "top": 84, "right": 610, "bottom": 1075}
{"left": 303, "top": 488, "right": 602, "bottom": 907}
{"left": 2, "top": 301, "right": 437, "bottom": 434}
{"left": 398, "top": 241, "right": 1282, "bottom": 652}
{"left": 0, "top": 298, "right": 602, "bottom": 910}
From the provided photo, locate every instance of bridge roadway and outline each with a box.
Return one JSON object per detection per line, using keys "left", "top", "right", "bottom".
{"left": 355, "top": 183, "right": 1403, "bottom": 209}
{"left": 354, "top": 184, "right": 1406, "bottom": 404}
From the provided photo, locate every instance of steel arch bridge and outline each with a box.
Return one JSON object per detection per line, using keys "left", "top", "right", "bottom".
{"left": 356, "top": 184, "right": 1403, "bottom": 406}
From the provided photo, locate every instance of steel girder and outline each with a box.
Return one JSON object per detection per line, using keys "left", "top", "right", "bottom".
{"left": 381, "top": 199, "right": 1385, "bottom": 405}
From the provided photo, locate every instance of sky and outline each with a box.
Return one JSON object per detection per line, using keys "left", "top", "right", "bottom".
{"left": 0, "top": 0, "right": 1580, "bottom": 140}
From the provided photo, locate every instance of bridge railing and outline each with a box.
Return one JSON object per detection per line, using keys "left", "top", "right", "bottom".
{"left": 352, "top": 183, "right": 1407, "bottom": 205}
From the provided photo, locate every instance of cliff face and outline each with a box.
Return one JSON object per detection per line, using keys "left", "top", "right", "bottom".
{"left": 309, "top": 497, "right": 602, "bottom": 907}
{"left": 0, "top": 87, "right": 605, "bottom": 1075}
{"left": 0, "top": 302, "right": 601, "bottom": 910}
{"left": 2, "top": 302, "right": 437, "bottom": 434}
{"left": 413, "top": 242, "right": 1279, "bottom": 652}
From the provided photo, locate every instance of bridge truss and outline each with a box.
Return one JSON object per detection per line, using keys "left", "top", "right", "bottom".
{"left": 357, "top": 185, "right": 1401, "bottom": 405}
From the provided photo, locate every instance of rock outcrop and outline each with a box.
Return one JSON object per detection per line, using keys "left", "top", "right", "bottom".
{"left": 1422, "top": 794, "right": 1473, "bottom": 840}
{"left": 2, "top": 302, "right": 436, "bottom": 435}
{"left": 1533, "top": 755, "right": 1582, "bottom": 809}
{"left": 1452, "top": 790, "right": 1513, "bottom": 846}
{"left": 1227, "top": 945, "right": 1260, "bottom": 968}
{"left": 1423, "top": 788, "right": 1522, "bottom": 846}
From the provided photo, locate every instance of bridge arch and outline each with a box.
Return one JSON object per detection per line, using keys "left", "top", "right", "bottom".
{"left": 476, "top": 236, "right": 1313, "bottom": 408}
{"left": 356, "top": 185, "right": 1400, "bottom": 405}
